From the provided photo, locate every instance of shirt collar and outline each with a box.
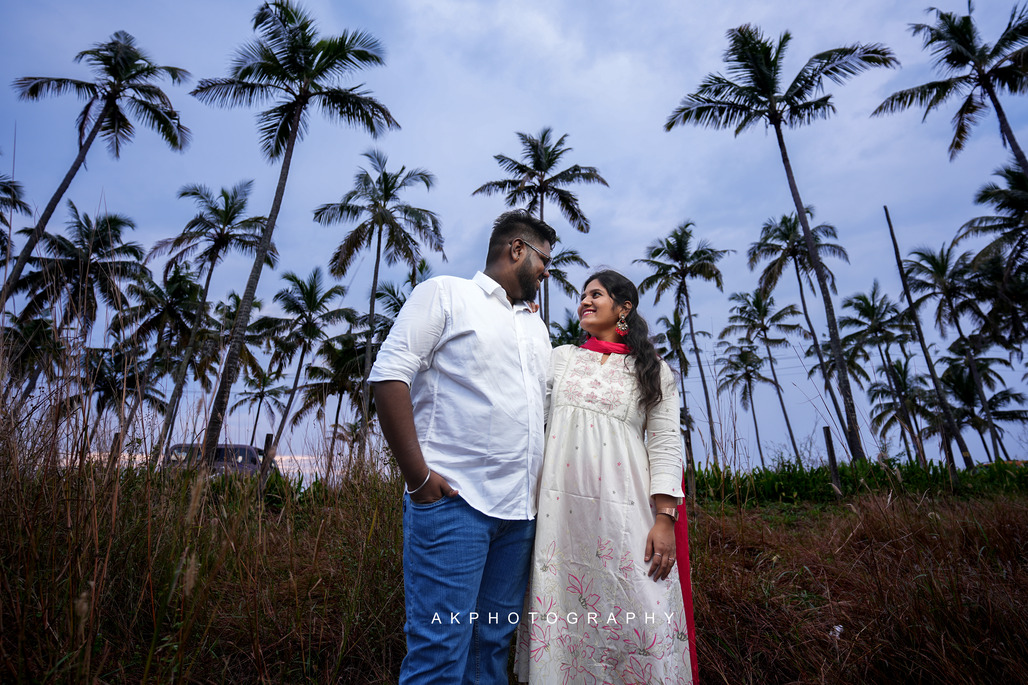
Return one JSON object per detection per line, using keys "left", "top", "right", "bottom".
{"left": 473, "top": 271, "right": 534, "bottom": 311}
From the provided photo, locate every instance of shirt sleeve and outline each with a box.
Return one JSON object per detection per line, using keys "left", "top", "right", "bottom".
{"left": 368, "top": 279, "right": 447, "bottom": 386}
{"left": 645, "top": 360, "right": 685, "bottom": 501}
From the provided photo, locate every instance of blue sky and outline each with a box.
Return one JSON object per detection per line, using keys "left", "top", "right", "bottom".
{"left": 2, "top": 0, "right": 1025, "bottom": 465}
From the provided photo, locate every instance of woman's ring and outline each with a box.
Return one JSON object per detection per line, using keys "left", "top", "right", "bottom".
{"left": 653, "top": 552, "right": 662, "bottom": 557}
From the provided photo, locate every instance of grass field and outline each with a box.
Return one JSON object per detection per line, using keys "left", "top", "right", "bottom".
{"left": 2, "top": 436, "right": 1026, "bottom": 683}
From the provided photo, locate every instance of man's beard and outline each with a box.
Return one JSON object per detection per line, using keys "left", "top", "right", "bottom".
{"left": 515, "top": 261, "right": 540, "bottom": 302}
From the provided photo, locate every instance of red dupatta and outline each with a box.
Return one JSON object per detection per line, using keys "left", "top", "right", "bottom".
{"left": 676, "top": 475, "right": 699, "bottom": 683}
{"left": 580, "top": 337, "right": 631, "bottom": 355}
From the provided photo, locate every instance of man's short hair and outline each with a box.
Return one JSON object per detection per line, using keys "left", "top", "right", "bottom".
{"left": 486, "top": 209, "right": 558, "bottom": 264}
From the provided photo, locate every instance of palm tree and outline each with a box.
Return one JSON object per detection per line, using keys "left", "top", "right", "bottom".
{"left": 961, "top": 163, "right": 1028, "bottom": 285}
{"left": 15, "top": 201, "right": 146, "bottom": 338}
{"left": 0, "top": 173, "right": 31, "bottom": 262}
{"left": 313, "top": 148, "right": 442, "bottom": 420}
{"left": 868, "top": 356, "right": 931, "bottom": 466}
{"left": 2, "top": 313, "right": 63, "bottom": 402}
{"left": 720, "top": 289, "right": 807, "bottom": 467}
{"left": 212, "top": 291, "right": 273, "bottom": 383}
{"left": 3, "top": 31, "right": 190, "bottom": 311}
{"left": 940, "top": 349, "right": 1023, "bottom": 462}
{"left": 270, "top": 268, "right": 353, "bottom": 450}
{"left": 839, "top": 281, "right": 925, "bottom": 465}
{"left": 906, "top": 242, "right": 1003, "bottom": 463}
{"left": 111, "top": 264, "right": 201, "bottom": 460}
{"left": 966, "top": 252, "right": 1028, "bottom": 349}
{"left": 716, "top": 339, "right": 772, "bottom": 469}
{"left": 807, "top": 334, "right": 873, "bottom": 395}
{"left": 546, "top": 244, "right": 590, "bottom": 313}
{"left": 78, "top": 338, "right": 166, "bottom": 461}
{"left": 191, "top": 1, "right": 398, "bottom": 462}
{"left": 747, "top": 208, "right": 850, "bottom": 431}
{"left": 149, "top": 180, "right": 272, "bottom": 455}
{"left": 872, "top": 3, "right": 1028, "bottom": 176}
{"left": 550, "top": 310, "right": 585, "bottom": 347}
{"left": 290, "top": 335, "right": 363, "bottom": 477}
{"left": 959, "top": 166, "right": 1028, "bottom": 349}
{"left": 666, "top": 24, "right": 895, "bottom": 461}
{"left": 636, "top": 221, "right": 730, "bottom": 467}
{"left": 230, "top": 365, "right": 287, "bottom": 448}
{"left": 472, "top": 127, "right": 608, "bottom": 324}
{"left": 884, "top": 208, "right": 969, "bottom": 486}
{"left": 656, "top": 310, "right": 699, "bottom": 501}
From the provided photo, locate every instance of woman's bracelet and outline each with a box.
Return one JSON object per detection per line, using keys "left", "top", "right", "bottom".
{"left": 407, "top": 469, "right": 432, "bottom": 495}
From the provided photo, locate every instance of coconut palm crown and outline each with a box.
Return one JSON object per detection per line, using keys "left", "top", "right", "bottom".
{"left": 3, "top": 30, "right": 190, "bottom": 311}
{"left": 666, "top": 24, "right": 896, "bottom": 462}
{"left": 873, "top": 2, "right": 1028, "bottom": 174}
{"left": 190, "top": 0, "right": 398, "bottom": 461}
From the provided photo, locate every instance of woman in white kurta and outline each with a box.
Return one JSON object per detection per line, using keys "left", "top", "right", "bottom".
{"left": 516, "top": 270, "right": 695, "bottom": 684}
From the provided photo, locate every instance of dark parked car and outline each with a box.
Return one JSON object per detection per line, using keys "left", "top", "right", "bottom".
{"left": 163, "top": 443, "right": 276, "bottom": 476}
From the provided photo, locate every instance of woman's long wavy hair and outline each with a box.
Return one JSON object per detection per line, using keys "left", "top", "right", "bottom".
{"left": 582, "top": 270, "right": 663, "bottom": 412}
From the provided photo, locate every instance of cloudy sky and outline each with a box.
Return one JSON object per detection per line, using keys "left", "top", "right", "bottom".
{"left": 2, "top": 0, "right": 1025, "bottom": 465}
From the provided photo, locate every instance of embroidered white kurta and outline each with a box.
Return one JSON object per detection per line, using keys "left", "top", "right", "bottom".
{"left": 516, "top": 345, "right": 693, "bottom": 684}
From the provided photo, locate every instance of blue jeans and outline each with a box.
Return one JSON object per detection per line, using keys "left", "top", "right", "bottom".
{"left": 400, "top": 494, "right": 535, "bottom": 684}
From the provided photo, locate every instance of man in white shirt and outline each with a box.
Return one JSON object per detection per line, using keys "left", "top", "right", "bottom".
{"left": 370, "top": 210, "right": 556, "bottom": 684}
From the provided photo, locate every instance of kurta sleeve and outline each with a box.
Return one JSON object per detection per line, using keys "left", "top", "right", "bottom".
{"left": 645, "top": 360, "right": 685, "bottom": 500}
{"left": 545, "top": 345, "right": 574, "bottom": 427}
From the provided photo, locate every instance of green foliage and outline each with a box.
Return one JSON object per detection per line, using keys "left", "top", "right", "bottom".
{"left": 695, "top": 458, "right": 1028, "bottom": 506}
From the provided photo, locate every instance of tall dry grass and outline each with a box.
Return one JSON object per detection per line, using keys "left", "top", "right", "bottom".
{"left": 0, "top": 391, "right": 406, "bottom": 682}
{"left": 693, "top": 494, "right": 1028, "bottom": 684}
{"left": 2, "top": 389, "right": 1027, "bottom": 683}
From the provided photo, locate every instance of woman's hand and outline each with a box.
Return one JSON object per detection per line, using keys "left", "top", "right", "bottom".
{"left": 409, "top": 470, "right": 459, "bottom": 505}
{"left": 644, "top": 515, "right": 677, "bottom": 581}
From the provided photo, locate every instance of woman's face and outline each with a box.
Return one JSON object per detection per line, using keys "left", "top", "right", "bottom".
{"left": 578, "top": 279, "right": 627, "bottom": 339}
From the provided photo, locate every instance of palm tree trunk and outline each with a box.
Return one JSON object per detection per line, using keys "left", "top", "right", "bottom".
{"left": 976, "top": 429, "right": 992, "bottom": 463}
{"left": 998, "top": 433, "right": 1011, "bottom": 461}
{"left": 109, "top": 354, "right": 156, "bottom": 467}
{"left": 202, "top": 106, "right": 304, "bottom": 464}
{"left": 359, "top": 225, "right": 384, "bottom": 431}
{"left": 772, "top": 122, "right": 866, "bottom": 462}
{"left": 0, "top": 98, "right": 115, "bottom": 312}
{"left": 328, "top": 392, "right": 344, "bottom": 482}
{"left": 677, "top": 352, "right": 697, "bottom": 502}
{"left": 249, "top": 398, "right": 264, "bottom": 447}
{"left": 109, "top": 392, "right": 143, "bottom": 468}
{"left": 19, "top": 365, "right": 44, "bottom": 403}
{"left": 747, "top": 377, "right": 766, "bottom": 469}
{"left": 792, "top": 263, "right": 846, "bottom": 431}
{"left": 883, "top": 206, "right": 970, "bottom": 485}
{"left": 982, "top": 78, "right": 1028, "bottom": 178}
{"left": 543, "top": 280, "right": 551, "bottom": 329}
{"left": 538, "top": 195, "right": 550, "bottom": 326}
{"left": 684, "top": 292, "right": 718, "bottom": 467}
{"left": 88, "top": 410, "right": 105, "bottom": 455}
{"left": 764, "top": 343, "right": 802, "bottom": 467}
{"left": 908, "top": 399, "right": 929, "bottom": 468}
{"left": 274, "top": 346, "right": 307, "bottom": 449}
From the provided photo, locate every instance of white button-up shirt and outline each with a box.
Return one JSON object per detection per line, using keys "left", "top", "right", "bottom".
{"left": 369, "top": 271, "right": 551, "bottom": 520}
